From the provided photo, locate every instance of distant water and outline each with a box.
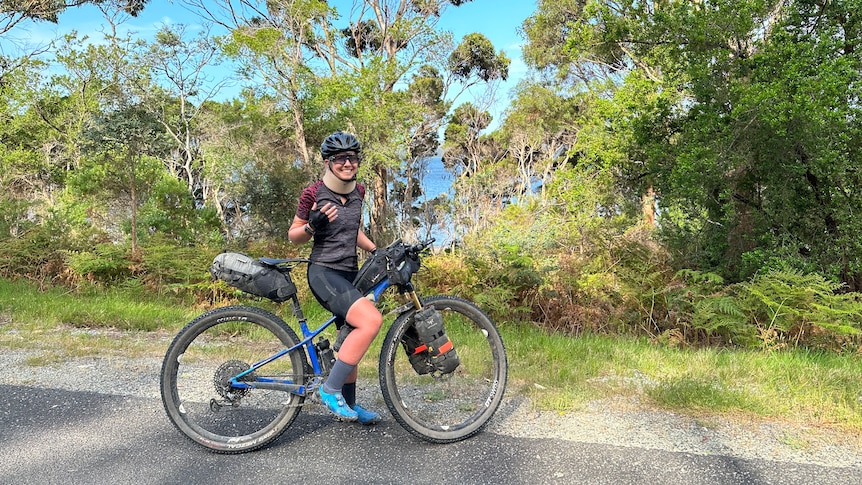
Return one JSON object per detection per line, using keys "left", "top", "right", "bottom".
{"left": 415, "top": 156, "right": 454, "bottom": 245}
{"left": 419, "top": 156, "right": 452, "bottom": 201}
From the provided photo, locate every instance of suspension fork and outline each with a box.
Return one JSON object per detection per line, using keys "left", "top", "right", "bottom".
{"left": 403, "top": 286, "right": 423, "bottom": 311}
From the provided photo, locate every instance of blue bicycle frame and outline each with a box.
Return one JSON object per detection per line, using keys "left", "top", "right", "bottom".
{"left": 227, "top": 274, "right": 398, "bottom": 396}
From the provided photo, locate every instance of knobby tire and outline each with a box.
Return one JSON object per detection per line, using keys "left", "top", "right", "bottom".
{"left": 379, "top": 295, "right": 508, "bottom": 443}
{"left": 160, "top": 305, "right": 307, "bottom": 454}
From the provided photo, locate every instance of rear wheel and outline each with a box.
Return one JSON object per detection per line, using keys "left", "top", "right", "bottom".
{"left": 160, "top": 305, "right": 307, "bottom": 453}
{"left": 379, "top": 296, "right": 507, "bottom": 443}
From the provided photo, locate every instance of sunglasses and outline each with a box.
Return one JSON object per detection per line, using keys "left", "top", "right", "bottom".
{"left": 330, "top": 153, "right": 361, "bottom": 166}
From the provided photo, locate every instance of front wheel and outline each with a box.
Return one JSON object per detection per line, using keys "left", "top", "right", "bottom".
{"left": 160, "top": 305, "right": 307, "bottom": 453}
{"left": 379, "top": 295, "right": 508, "bottom": 443}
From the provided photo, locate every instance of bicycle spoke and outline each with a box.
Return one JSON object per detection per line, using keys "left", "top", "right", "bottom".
{"left": 161, "top": 306, "right": 307, "bottom": 453}
{"left": 380, "top": 296, "right": 507, "bottom": 443}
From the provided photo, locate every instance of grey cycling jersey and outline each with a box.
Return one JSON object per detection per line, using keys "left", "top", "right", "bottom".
{"left": 296, "top": 180, "right": 366, "bottom": 272}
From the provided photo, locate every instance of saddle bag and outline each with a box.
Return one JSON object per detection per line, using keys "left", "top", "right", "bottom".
{"left": 210, "top": 252, "right": 297, "bottom": 302}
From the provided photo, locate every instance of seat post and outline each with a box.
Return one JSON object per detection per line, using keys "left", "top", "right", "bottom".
{"left": 288, "top": 294, "right": 305, "bottom": 321}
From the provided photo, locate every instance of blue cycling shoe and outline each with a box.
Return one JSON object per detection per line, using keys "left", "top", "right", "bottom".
{"left": 352, "top": 404, "right": 381, "bottom": 425}
{"left": 319, "top": 388, "right": 358, "bottom": 421}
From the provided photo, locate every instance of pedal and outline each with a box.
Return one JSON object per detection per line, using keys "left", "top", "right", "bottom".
{"left": 306, "top": 376, "right": 323, "bottom": 400}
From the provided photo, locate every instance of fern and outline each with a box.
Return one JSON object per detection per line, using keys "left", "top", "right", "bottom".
{"left": 692, "top": 295, "right": 749, "bottom": 335}
{"left": 739, "top": 269, "right": 862, "bottom": 344}
{"left": 676, "top": 268, "right": 725, "bottom": 287}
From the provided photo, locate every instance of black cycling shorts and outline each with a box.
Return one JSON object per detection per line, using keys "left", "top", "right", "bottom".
{"left": 307, "top": 263, "right": 362, "bottom": 327}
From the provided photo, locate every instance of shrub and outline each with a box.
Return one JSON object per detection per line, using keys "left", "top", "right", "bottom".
{"left": 669, "top": 269, "right": 753, "bottom": 347}
{"left": 66, "top": 243, "right": 134, "bottom": 285}
{"left": 737, "top": 269, "right": 862, "bottom": 351}
{"left": 0, "top": 223, "right": 75, "bottom": 285}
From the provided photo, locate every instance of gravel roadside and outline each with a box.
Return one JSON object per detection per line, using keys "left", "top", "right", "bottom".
{"left": 1, "top": 348, "right": 860, "bottom": 470}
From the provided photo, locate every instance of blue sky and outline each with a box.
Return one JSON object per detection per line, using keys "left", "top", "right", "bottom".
{"left": 7, "top": 0, "right": 537, "bottom": 125}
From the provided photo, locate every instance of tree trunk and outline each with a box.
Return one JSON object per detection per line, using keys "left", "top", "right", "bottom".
{"left": 642, "top": 185, "right": 656, "bottom": 226}
{"left": 371, "top": 164, "right": 389, "bottom": 243}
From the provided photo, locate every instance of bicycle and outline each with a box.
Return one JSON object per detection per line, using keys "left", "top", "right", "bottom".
{"left": 160, "top": 238, "right": 508, "bottom": 453}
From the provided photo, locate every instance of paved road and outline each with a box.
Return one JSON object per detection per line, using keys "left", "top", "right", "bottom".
{"left": 0, "top": 385, "right": 859, "bottom": 485}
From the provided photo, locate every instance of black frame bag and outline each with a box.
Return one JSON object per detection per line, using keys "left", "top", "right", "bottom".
{"left": 352, "top": 250, "right": 390, "bottom": 294}
{"left": 352, "top": 242, "right": 420, "bottom": 294}
{"left": 210, "top": 252, "right": 297, "bottom": 302}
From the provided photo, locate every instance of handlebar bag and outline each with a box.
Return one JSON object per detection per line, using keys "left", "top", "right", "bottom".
{"left": 210, "top": 252, "right": 297, "bottom": 302}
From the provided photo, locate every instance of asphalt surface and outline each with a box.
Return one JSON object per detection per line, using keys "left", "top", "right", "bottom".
{"left": 0, "top": 385, "right": 859, "bottom": 484}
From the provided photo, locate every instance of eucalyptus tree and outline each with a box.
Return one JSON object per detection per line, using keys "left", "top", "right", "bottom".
{"left": 520, "top": 0, "right": 672, "bottom": 218}
{"left": 44, "top": 6, "right": 171, "bottom": 254}
{"left": 0, "top": 55, "right": 49, "bottom": 239}
{"left": 332, "top": 4, "right": 509, "bottom": 241}
{"left": 0, "top": 0, "right": 147, "bottom": 37}
{"left": 394, "top": 63, "right": 447, "bottom": 238}
{"left": 440, "top": 30, "right": 514, "bottom": 233}
{"left": 81, "top": 105, "right": 171, "bottom": 255}
{"left": 181, "top": 0, "right": 509, "bottom": 242}
{"left": 142, "top": 24, "right": 229, "bottom": 215}
{"left": 0, "top": 0, "right": 149, "bottom": 83}
{"left": 499, "top": 82, "right": 582, "bottom": 201}
{"left": 0, "top": 0, "right": 151, "bottom": 189}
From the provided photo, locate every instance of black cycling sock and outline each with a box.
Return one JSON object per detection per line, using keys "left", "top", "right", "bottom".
{"left": 322, "top": 359, "right": 356, "bottom": 394}
{"left": 342, "top": 382, "right": 356, "bottom": 408}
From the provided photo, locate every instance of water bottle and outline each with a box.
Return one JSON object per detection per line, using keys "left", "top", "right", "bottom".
{"left": 316, "top": 338, "right": 335, "bottom": 374}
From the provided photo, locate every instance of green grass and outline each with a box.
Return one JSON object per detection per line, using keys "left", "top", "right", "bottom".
{"left": 1, "top": 278, "right": 860, "bottom": 433}
{"left": 498, "top": 320, "right": 861, "bottom": 432}
{"left": 0, "top": 279, "right": 197, "bottom": 332}
{"left": 0, "top": 279, "right": 199, "bottom": 357}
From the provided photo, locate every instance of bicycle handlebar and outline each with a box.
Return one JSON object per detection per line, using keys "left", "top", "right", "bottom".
{"left": 391, "top": 238, "right": 434, "bottom": 256}
{"left": 408, "top": 238, "right": 435, "bottom": 255}
{"left": 262, "top": 238, "right": 434, "bottom": 270}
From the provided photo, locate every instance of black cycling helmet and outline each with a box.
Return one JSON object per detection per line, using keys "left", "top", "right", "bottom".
{"left": 321, "top": 131, "right": 361, "bottom": 159}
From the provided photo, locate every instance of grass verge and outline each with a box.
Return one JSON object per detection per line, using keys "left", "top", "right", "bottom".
{"left": 506, "top": 322, "right": 861, "bottom": 432}
{"left": 1, "top": 278, "right": 860, "bottom": 433}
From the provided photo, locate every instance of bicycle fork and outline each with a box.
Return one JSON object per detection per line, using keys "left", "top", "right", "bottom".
{"left": 406, "top": 289, "right": 423, "bottom": 311}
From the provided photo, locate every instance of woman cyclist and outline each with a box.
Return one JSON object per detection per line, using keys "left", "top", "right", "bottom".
{"left": 288, "top": 131, "right": 382, "bottom": 424}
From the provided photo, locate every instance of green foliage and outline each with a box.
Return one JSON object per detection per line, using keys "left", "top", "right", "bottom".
{"left": 739, "top": 270, "right": 862, "bottom": 350}
{"left": 448, "top": 33, "right": 510, "bottom": 82}
{"left": 137, "top": 173, "right": 224, "bottom": 246}
{"left": 239, "top": 161, "right": 308, "bottom": 239}
{"left": 522, "top": 0, "right": 862, "bottom": 290}
{"left": 62, "top": 234, "right": 226, "bottom": 300}
{"left": 0, "top": 196, "right": 34, "bottom": 241}
{"left": 0, "top": 1, "right": 147, "bottom": 27}
{"left": 66, "top": 243, "right": 133, "bottom": 284}
{"left": 671, "top": 269, "right": 754, "bottom": 347}
{"left": 137, "top": 235, "right": 218, "bottom": 296}
{"left": 0, "top": 209, "right": 80, "bottom": 283}
{"left": 420, "top": 203, "right": 553, "bottom": 322}
{"left": 521, "top": 0, "right": 587, "bottom": 78}
{"left": 422, "top": 199, "right": 862, "bottom": 352}
{"left": 666, "top": 268, "right": 862, "bottom": 351}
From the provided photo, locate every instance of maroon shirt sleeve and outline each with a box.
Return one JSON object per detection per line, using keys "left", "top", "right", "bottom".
{"left": 296, "top": 182, "right": 321, "bottom": 221}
